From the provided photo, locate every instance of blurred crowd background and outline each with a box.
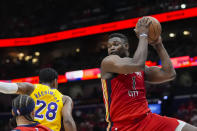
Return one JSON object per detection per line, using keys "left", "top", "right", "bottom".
{"left": 0, "top": 0, "right": 197, "bottom": 130}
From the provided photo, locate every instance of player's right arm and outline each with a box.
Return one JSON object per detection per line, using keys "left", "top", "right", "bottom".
{"left": 101, "top": 17, "right": 151, "bottom": 75}
{"left": 101, "top": 55, "right": 147, "bottom": 74}
{"left": 0, "top": 82, "right": 34, "bottom": 95}
{"left": 145, "top": 36, "right": 176, "bottom": 84}
{"left": 62, "top": 95, "right": 77, "bottom": 131}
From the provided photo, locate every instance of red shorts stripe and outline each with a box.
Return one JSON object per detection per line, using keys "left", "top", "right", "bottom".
{"left": 109, "top": 113, "right": 179, "bottom": 131}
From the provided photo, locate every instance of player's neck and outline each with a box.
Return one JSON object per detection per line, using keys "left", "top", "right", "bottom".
{"left": 41, "top": 83, "right": 54, "bottom": 88}
{"left": 16, "top": 116, "right": 33, "bottom": 126}
{"left": 119, "top": 52, "right": 129, "bottom": 58}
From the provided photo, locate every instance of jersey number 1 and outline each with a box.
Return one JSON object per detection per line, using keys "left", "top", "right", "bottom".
{"left": 128, "top": 76, "right": 138, "bottom": 97}
{"left": 35, "top": 100, "right": 58, "bottom": 121}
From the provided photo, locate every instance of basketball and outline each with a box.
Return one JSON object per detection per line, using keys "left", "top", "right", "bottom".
{"left": 136, "top": 16, "right": 162, "bottom": 43}
{"left": 1, "top": 1, "right": 197, "bottom": 131}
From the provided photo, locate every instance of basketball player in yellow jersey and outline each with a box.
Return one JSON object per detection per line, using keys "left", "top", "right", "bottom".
{"left": 0, "top": 68, "right": 77, "bottom": 131}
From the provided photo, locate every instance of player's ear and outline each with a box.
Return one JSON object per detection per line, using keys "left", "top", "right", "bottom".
{"left": 54, "top": 79, "right": 58, "bottom": 88}
{"left": 11, "top": 110, "right": 15, "bottom": 116}
{"left": 51, "top": 79, "right": 58, "bottom": 88}
{"left": 124, "top": 43, "right": 129, "bottom": 50}
{"left": 31, "top": 110, "right": 35, "bottom": 119}
{"left": 50, "top": 80, "right": 55, "bottom": 88}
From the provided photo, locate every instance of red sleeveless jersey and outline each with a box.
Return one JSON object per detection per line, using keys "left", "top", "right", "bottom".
{"left": 12, "top": 122, "right": 51, "bottom": 131}
{"left": 101, "top": 71, "right": 150, "bottom": 123}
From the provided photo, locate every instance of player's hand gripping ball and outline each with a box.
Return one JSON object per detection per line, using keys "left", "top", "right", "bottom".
{"left": 135, "top": 16, "right": 162, "bottom": 44}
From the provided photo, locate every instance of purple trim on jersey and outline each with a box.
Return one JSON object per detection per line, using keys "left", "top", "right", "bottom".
{"left": 18, "top": 122, "right": 39, "bottom": 127}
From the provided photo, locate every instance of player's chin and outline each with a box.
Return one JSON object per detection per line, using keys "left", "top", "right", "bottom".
{"left": 109, "top": 52, "right": 117, "bottom": 55}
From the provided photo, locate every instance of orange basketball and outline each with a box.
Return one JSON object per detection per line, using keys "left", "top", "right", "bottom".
{"left": 135, "top": 16, "right": 162, "bottom": 43}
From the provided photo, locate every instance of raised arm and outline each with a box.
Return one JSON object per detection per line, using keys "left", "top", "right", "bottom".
{"left": 101, "top": 17, "right": 151, "bottom": 75}
{"left": 145, "top": 36, "right": 176, "bottom": 84}
{"left": 62, "top": 95, "right": 77, "bottom": 131}
{"left": 0, "top": 82, "right": 34, "bottom": 95}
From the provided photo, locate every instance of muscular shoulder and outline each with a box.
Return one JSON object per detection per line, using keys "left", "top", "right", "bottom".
{"left": 101, "top": 55, "right": 133, "bottom": 68}
{"left": 62, "top": 95, "right": 73, "bottom": 105}
{"left": 101, "top": 55, "right": 135, "bottom": 77}
{"left": 101, "top": 55, "right": 122, "bottom": 73}
{"left": 101, "top": 55, "right": 120, "bottom": 67}
{"left": 101, "top": 56, "right": 114, "bottom": 78}
{"left": 17, "top": 82, "right": 35, "bottom": 95}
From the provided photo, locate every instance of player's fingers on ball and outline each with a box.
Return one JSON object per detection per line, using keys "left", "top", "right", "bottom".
{"left": 145, "top": 17, "right": 149, "bottom": 24}
{"left": 140, "top": 17, "right": 144, "bottom": 23}
{"left": 138, "top": 18, "right": 142, "bottom": 26}
{"left": 143, "top": 17, "right": 149, "bottom": 26}
{"left": 143, "top": 17, "right": 148, "bottom": 24}
{"left": 136, "top": 23, "right": 140, "bottom": 29}
{"left": 138, "top": 21, "right": 142, "bottom": 27}
{"left": 141, "top": 17, "right": 145, "bottom": 24}
{"left": 137, "top": 19, "right": 142, "bottom": 27}
{"left": 142, "top": 16, "right": 147, "bottom": 21}
{"left": 143, "top": 16, "right": 148, "bottom": 23}
{"left": 146, "top": 19, "right": 152, "bottom": 27}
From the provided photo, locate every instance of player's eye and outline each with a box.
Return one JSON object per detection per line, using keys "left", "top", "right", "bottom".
{"left": 113, "top": 42, "right": 119, "bottom": 46}
{"left": 107, "top": 44, "right": 112, "bottom": 48}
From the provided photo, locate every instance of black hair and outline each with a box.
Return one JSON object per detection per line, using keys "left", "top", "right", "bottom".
{"left": 10, "top": 95, "right": 35, "bottom": 128}
{"left": 108, "top": 33, "right": 129, "bottom": 44}
{"left": 39, "top": 68, "right": 58, "bottom": 83}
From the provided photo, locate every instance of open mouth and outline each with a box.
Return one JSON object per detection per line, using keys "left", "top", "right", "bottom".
{"left": 109, "top": 51, "right": 116, "bottom": 55}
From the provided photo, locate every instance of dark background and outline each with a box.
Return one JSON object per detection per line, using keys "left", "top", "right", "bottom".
{"left": 0, "top": 0, "right": 197, "bottom": 130}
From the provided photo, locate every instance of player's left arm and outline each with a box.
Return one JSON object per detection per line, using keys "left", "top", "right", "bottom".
{"left": 0, "top": 82, "right": 34, "bottom": 95}
{"left": 145, "top": 36, "right": 176, "bottom": 84}
{"left": 62, "top": 95, "right": 77, "bottom": 131}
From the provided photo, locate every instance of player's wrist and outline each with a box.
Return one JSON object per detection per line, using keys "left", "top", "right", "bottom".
{"left": 139, "top": 33, "right": 148, "bottom": 37}
{"left": 139, "top": 33, "right": 148, "bottom": 41}
{"left": 153, "top": 42, "right": 164, "bottom": 50}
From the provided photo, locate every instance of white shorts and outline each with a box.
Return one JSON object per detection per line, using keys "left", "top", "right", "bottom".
{"left": 175, "top": 120, "right": 186, "bottom": 131}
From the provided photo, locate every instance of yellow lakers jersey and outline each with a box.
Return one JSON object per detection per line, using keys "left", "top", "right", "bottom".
{"left": 30, "top": 84, "right": 63, "bottom": 131}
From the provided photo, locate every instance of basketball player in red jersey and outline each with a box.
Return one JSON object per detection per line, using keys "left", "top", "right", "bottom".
{"left": 11, "top": 95, "right": 51, "bottom": 131}
{"left": 101, "top": 17, "right": 197, "bottom": 131}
